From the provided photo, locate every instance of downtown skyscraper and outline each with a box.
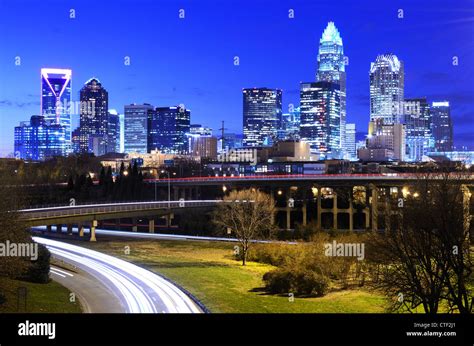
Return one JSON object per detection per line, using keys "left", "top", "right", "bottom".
{"left": 40, "top": 68, "right": 72, "bottom": 155}
{"left": 403, "top": 97, "right": 434, "bottom": 162}
{"left": 124, "top": 104, "right": 154, "bottom": 154}
{"left": 149, "top": 106, "right": 191, "bottom": 154}
{"left": 79, "top": 78, "right": 109, "bottom": 156}
{"left": 316, "top": 22, "right": 346, "bottom": 155}
{"left": 242, "top": 88, "right": 282, "bottom": 147}
{"left": 300, "top": 81, "right": 341, "bottom": 158}
{"left": 369, "top": 54, "right": 404, "bottom": 124}
{"left": 431, "top": 101, "right": 453, "bottom": 152}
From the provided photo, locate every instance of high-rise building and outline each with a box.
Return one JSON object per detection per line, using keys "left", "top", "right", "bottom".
{"left": 79, "top": 78, "right": 108, "bottom": 156}
{"left": 14, "top": 115, "right": 66, "bottom": 161}
{"left": 107, "top": 109, "right": 121, "bottom": 153}
{"left": 344, "top": 123, "right": 356, "bottom": 160}
{"left": 124, "top": 104, "right": 154, "bottom": 154}
{"left": 369, "top": 54, "right": 404, "bottom": 125}
{"left": 190, "top": 124, "right": 212, "bottom": 136}
{"left": 218, "top": 133, "right": 243, "bottom": 152}
{"left": 41, "top": 68, "right": 72, "bottom": 155}
{"left": 403, "top": 98, "right": 433, "bottom": 162}
{"left": 279, "top": 106, "right": 301, "bottom": 141}
{"left": 149, "top": 106, "right": 191, "bottom": 154}
{"left": 431, "top": 101, "right": 453, "bottom": 152}
{"left": 242, "top": 88, "right": 282, "bottom": 147}
{"left": 359, "top": 120, "right": 405, "bottom": 161}
{"left": 316, "top": 22, "right": 346, "bottom": 155}
{"left": 300, "top": 81, "right": 341, "bottom": 158}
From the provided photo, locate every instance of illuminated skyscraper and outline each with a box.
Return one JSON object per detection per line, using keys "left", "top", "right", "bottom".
{"left": 107, "top": 109, "right": 121, "bottom": 153}
{"left": 41, "top": 68, "right": 72, "bottom": 155}
{"left": 431, "top": 101, "right": 453, "bottom": 152}
{"left": 14, "top": 115, "right": 66, "bottom": 161}
{"left": 403, "top": 97, "right": 433, "bottom": 162}
{"left": 79, "top": 78, "right": 108, "bottom": 155}
{"left": 316, "top": 22, "right": 346, "bottom": 154}
{"left": 344, "top": 123, "right": 356, "bottom": 160}
{"left": 149, "top": 106, "right": 191, "bottom": 154}
{"left": 242, "top": 88, "right": 282, "bottom": 147}
{"left": 300, "top": 81, "right": 341, "bottom": 158}
{"left": 124, "top": 104, "right": 154, "bottom": 154}
{"left": 369, "top": 54, "right": 404, "bottom": 124}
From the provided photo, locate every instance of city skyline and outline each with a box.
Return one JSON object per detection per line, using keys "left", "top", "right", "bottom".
{"left": 1, "top": 0, "right": 473, "bottom": 157}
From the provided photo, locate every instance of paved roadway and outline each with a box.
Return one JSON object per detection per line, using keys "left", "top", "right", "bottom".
{"left": 34, "top": 237, "right": 203, "bottom": 313}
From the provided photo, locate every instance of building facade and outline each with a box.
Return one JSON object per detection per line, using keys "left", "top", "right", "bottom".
{"left": 149, "top": 106, "right": 191, "bottom": 154}
{"left": 316, "top": 22, "right": 346, "bottom": 155}
{"left": 344, "top": 123, "right": 356, "bottom": 160}
{"left": 369, "top": 54, "right": 404, "bottom": 125}
{"left": 107, "top": 109, "right": 121, "bottom": 154}
{"left": 242, "top": 88, "right": 282, "bottom": 147}
{"left": 300, "top": 81, "right": 341, "bottom": 159}
{"left": 431, "top": 101, "right": 453, "bottom": 152}
{"left": 40, "top": 68, "right": 72, "bottom": 155}
{"left": 124, "top": 104, "right": 154, "bottom": 154}
{"left": 403, "top": 97, "right": 433, "bottom": 162}
{"left": 14, "top": 115, "right": 66, "bottom": 161}
{"left": 79, "top": 78, "right": 109, "bottom": 155}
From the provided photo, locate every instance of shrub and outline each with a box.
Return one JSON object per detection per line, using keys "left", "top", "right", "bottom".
{"left": 263, "top": 268, "right": 329, "bottom": 297}
{"left": 21, "top": 244, "right": 50, "bottom": 284}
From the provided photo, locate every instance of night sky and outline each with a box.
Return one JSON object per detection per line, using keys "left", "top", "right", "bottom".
{"left": 0, "top": 0, "right": 473, "bottom": 156}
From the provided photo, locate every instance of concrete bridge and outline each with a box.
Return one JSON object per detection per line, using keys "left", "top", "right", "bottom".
{"left": 20, "top": 200, "right": 221, "bottom": 241}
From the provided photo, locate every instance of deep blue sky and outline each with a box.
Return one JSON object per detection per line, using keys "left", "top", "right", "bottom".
{"left": 0, "top": 0, "right": 473, "bottom": 156}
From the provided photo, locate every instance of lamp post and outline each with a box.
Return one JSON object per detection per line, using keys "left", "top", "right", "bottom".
{"left": 161, "top": 170, "right": 170, "bottom": 208}
{"left": 150, "top": 169, "right": 157, "bottom": 201}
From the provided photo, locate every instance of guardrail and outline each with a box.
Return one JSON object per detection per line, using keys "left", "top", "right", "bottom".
{"left": 20, "top": 200, "right": 222, "bottom": 221}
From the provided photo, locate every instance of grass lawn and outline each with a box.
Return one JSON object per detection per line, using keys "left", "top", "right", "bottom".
{"left": 0, "top": 277, "right": 82, "bottom": 313}
{"left": 77, "top": 238, "right": 387, "bottom": 313}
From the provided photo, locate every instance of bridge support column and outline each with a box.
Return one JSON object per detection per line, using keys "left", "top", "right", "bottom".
{"left": 67, "top": 224, "right": 73, "bottom": 235}
{"left": 78, "top": 223, "right": 84, "bottom": 237}
{"left": 332, "top": 193, "right": 338, "bottom": 231}
{"left": 56, "top": 224, "right": 62, "bottom": 233}
{"left": 316, "top": 188, "right": 322, "bottom": 231}
{"left": 90, "top": 220, "right": 97, "bottom": 242}
{"left": 349, "top": 198, "right": 354, "bottom": 232}
{"left": 132, "top": 218, "right": 138, "bottom": 232}
{"left": 149, "top": 219, "right": 155, "bottom": 233}
{"left": 370, "top": 184, "right": 378, "bottom": 231}
{"left": 286, "top": 189, "right": 291, "bottom": 230}
{"left": 47, "top": 225, "right": 52, "bottom": 233}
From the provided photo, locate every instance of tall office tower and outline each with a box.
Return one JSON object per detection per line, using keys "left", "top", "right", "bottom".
{"left": 41, "top": 68, "right": 72, "bottom": 155}
{"left": 71, "top": 127, "right": 81, "bottom": 154}
{"left": 219, "top": 133, "right": 243, "bottom": 152}
{"left": 431, "top": 102, "right": 453, "bottom": 152}
{"left": 124, "top": 104, "right": 154, "bottom": 154}
{"left": 279, "top": 106, "right": 301, "bottom": 140}
{"left": 344, "top": 123, "right": 356, "bottom": 159}
{"left": 107, "top": 109, "right": 121, "bottom": 153}
{"left": 14, "top": 115, "right": 66, "bottom": 161}
{"left": 316, "top": 22, "right": 346, "bottom": 155}
{"left": 369, "top": 54, "right": 404, "bottom": 124}
{"left": 79, "top": 78, "right": 108, "bottom": 156}
{"left": 149, "top": 106, "right": 191, "bottom": 154}
{"left": 242, "top": 88, "right": 282, "bottom": 147}
{"left": 403, "top": 98, "right": 433, "bottom": 162}
{"left": 300, "top": 81, "right": 341, "bottom": 158}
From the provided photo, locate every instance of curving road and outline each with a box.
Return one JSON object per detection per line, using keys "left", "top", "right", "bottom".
{"left": 33, "top": 237, "right": 203, "bottom": 313}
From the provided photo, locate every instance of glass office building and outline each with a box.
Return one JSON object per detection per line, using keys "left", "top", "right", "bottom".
{"left": 79, "top": 78, "right": 109, "bottom": 155}
{"left": 403, "top": 98, "right": 434, "bottom": 162}
{"left": 316, "top": 22, "right": 346, "bottom": 154}
{"left": 369, "top": 54, "right": 404, "bottom": 125}
{"left": 149, "top": 106, "right": 191, "bottom": 154}
{"left": 242, "top": 88, "right": 282, "bottom": 147}
{"left": 300, "top": 81, "right": 341, "bottom": 158}
{"left": 40, "top": 68, "right": 72, "bottom": 154}
{"left": 124, "top": 104, "right": 154, "bottom": 154}
{"left": 107, "top": 109, "right": 121, "bottom": 153}
{"left": 14, "top": 115, "right": 66, "bottom": 161}
{"left": 431, "top": 101, "right": 453, "bottom": 152}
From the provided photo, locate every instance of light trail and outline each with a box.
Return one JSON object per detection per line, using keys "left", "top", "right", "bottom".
{"left": 34, "top": 237, "right": 202, "bottom": 313}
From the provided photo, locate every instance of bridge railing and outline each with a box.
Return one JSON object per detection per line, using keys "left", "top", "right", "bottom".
{"left": 20, "top": 200, "right": 222, "bottom": 221}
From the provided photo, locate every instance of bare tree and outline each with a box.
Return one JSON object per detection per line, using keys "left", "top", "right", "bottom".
{"left": 214, "top": 189, "right": 275, "bottom": 265}
{"left": 366, "top": 172, "right": 473, "bottom": 313}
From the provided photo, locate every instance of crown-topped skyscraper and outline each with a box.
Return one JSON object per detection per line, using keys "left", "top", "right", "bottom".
{"left": 316, "top": 22, "right": 346, "bottom": 157}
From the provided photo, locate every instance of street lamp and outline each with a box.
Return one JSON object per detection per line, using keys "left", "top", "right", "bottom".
{"left": 161, "top": 170, "right": 171, "bottom": 208}
{"left": 150, "top": 169, "right": 157, "bottom": 201}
